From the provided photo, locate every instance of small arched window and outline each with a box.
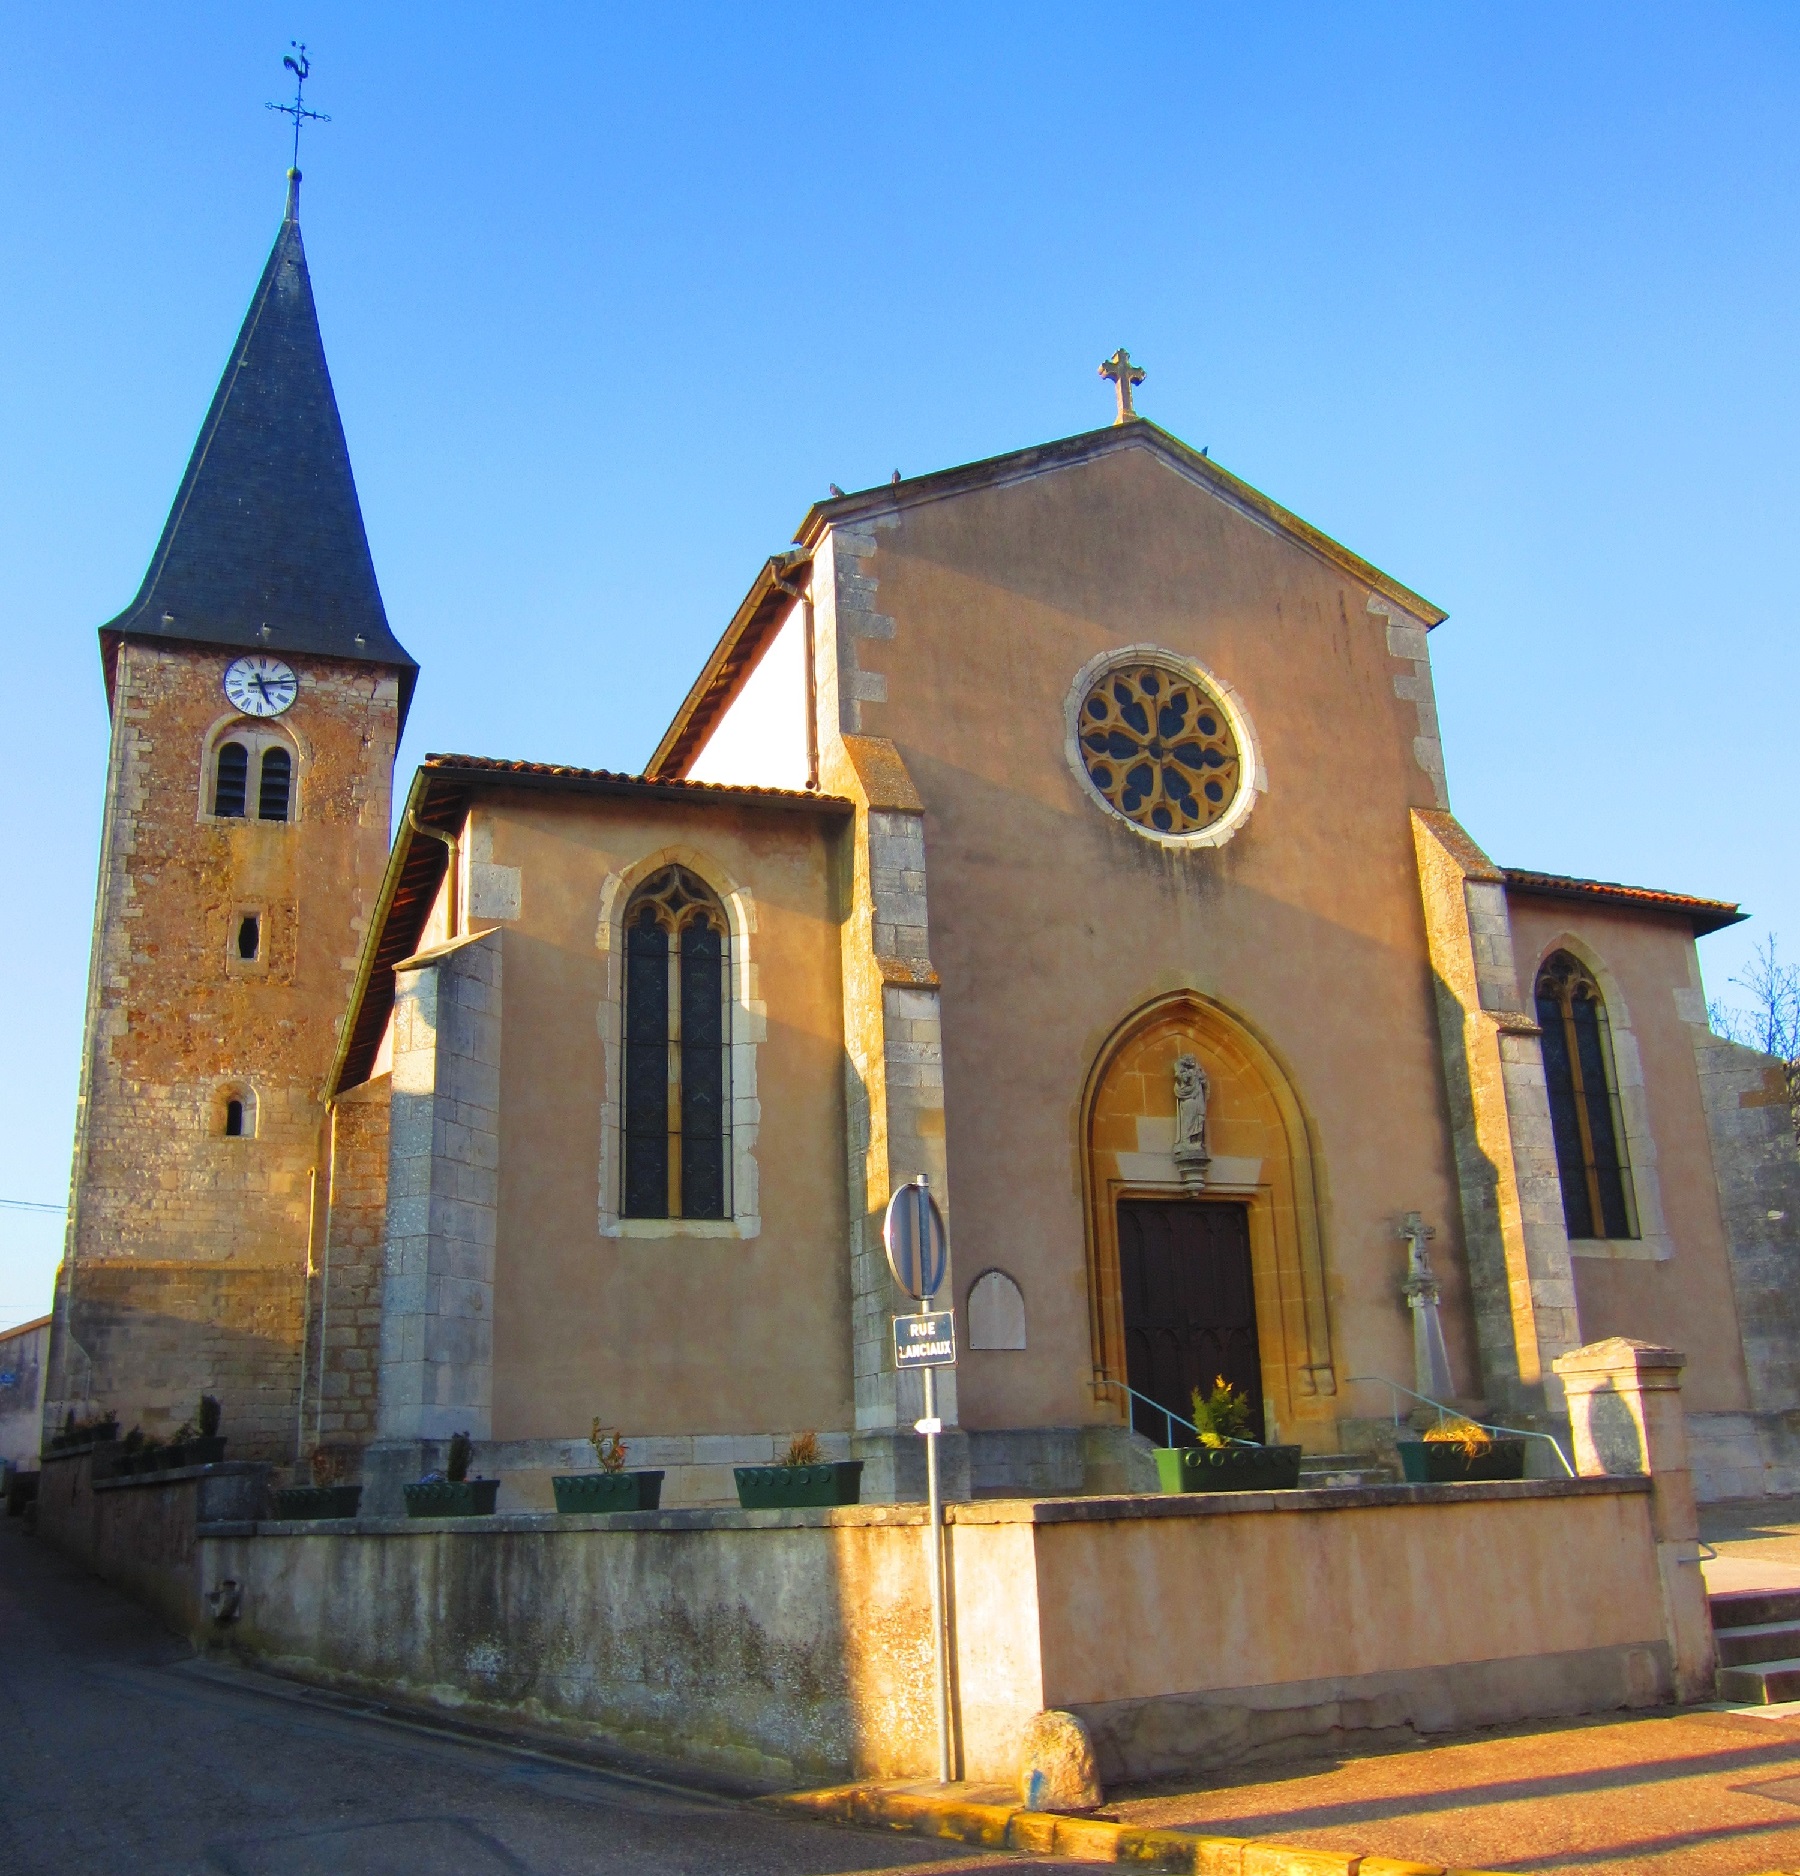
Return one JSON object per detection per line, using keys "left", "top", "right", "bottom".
{"left": 216, "top": 1085, "right": 255, "bottom": 1138}
{"left": 213, "top": 741, "right": 249, "bottom": 818}
{"left": 258, "top": 747, "right": 291, "bottom": 822}
{"left": 1536, "top": 951, "right": 1637, "bottom": 1241}
{"left": 224, "top": 1099, "right": 245, "bottom": 1137}
{"left": 622, "top": 866, "right": 731, "bottom": 1220}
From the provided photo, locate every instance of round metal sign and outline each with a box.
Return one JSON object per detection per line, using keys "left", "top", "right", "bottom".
{"left": 883, "top": 1176, "right": 947, "bottom": 1302}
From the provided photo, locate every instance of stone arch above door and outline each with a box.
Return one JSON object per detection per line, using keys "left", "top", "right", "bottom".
{"left": 1080, "top": 992, "right": 1337, "bottom": 1437}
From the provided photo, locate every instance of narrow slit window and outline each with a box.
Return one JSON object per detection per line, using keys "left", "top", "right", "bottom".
{"left": 236, "top": 915, "right": 260, "bottom": 962}
{"left": 258, "top": 746, "right": 291, "bottom": 822}
{"left": 1536, "top": 951, "right": 1638, "bottom": 1241}
{"left": 224, "top": 1099, "right": 244, "bottom": 1137}
{"left": 213, "top": 741, "right": 248, "bottom": 818}
{"left": 620, "top": 866, "right": 731, "bottom": 1220}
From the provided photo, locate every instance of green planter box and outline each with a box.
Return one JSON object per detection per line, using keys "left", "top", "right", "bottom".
{"left": 735, "top": 1461, "right": 863, "bottom": 1509}
{"left": 403, "top": 1479, "right": 501, "bottom": 1518}
{"left": 270, "top": 1484, "right": 363, "bottom": 1521}
{"left": 1397, "top": 1438, "right": 1526, "bottom": 1483}
{"left": 1154, "top": 1444, "right": 1304, "bottom": 1493}
{"left": 551, "top": 1471, "right": 664, "bottom": 1513}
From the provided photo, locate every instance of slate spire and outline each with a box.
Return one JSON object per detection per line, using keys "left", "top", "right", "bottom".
{"left": 101, "top": 169, "right": 417, "bottom": 718}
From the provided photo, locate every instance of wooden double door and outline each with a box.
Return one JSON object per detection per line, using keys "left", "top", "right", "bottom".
{"left": 1118, "top": 1198, "right": 1264, "bottom": 1444}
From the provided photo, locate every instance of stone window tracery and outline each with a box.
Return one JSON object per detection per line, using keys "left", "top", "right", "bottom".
{"left": 1536, "top": 951, "right": 1638, "bottom": 1241}
{"left": 621, "top": 866, "right": 731, "bottom": 1220}
{"left": 1077, "top": 662, "right": 1241, "bottom": 835}
{"left": 1064, "top": 648, "right": 1260, "bottom": 849}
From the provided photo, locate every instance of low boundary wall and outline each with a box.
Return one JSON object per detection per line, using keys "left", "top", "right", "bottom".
{"left": 38, "top": 1455, "right": 1686, "bottom": 1787}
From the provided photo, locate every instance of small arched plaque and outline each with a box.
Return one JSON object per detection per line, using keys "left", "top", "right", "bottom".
{"left": 968, "top": 1270, "right": 1027, "bottom": 1351}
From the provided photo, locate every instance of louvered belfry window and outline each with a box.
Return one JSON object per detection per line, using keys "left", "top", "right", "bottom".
{"left": 1536, "top": 951, "right": 1638, "bottom": 1241}
{"left": 258, "top": 746, "right": 292, "bottom": 821}
{"left": 213, "top": 741, "right": 249, "bottom": 818}
{"left": 621, "top": 866, "right": 731, "bottom": 1220}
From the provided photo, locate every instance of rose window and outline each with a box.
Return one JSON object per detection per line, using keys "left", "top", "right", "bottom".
{"left": 1076, "top": 663, "right": 1242, "bottom": 834}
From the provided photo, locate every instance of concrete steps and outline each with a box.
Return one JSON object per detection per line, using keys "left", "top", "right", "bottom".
{"left": 1299, "top": 1453, "right": 1398, "bottom": 1489}
{"left": 1710, "top": 1587, "right": 1800, "bottom": 1704}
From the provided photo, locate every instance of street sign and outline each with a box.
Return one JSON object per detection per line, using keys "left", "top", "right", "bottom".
{"left": 894, "top": 1310, "right": 956, "bottom": 1370}
{"left": 883, "top": 1176, "right": 947, "bottom": 1301}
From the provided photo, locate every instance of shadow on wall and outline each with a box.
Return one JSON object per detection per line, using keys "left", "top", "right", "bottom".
{"left": 57, "top": 1267, "right": 305, "bottom": 1462}
{"left": 1426, "top": 967, "right": 1519, "bottom": 1411}
{"left": 1585, "top": 1381, "right": 1648, "bottom": 1475}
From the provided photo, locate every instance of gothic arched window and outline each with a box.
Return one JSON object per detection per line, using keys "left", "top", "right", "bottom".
{"left": 1535, "top": 951, "right": 1637, "bottom": 1241}
{"left": 622, "top": 866, "right": 731, "bottom": 1220}
{"left": 213, "top": 741, "right": 249, "bottom": 818}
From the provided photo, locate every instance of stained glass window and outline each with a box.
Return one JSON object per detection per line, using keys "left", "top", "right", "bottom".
{"left": 621, "top": 866, "right": 732, "bottom": 1220}
{"left": 1536, "top": 951, "right": 1637, "bottom": 1241}
{"left": 1076, "top": 662, "right": 1242, "bottom": 835}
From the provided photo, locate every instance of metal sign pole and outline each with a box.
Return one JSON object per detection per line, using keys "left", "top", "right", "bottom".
{"left": 883, "top": 1173, "right": 954, "bottom": 1786}
{"left": 920, "top": 1289, "right": 950, "bottom": 1783}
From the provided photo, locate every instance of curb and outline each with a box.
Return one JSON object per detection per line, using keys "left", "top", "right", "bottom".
{"left": 761, "top": 1783, "right": 1508, "bottom": 1874}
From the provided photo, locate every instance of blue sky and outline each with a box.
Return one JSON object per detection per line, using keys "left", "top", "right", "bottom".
{"left": 3, "top": 5, "right": 1795, "bottom": 1327}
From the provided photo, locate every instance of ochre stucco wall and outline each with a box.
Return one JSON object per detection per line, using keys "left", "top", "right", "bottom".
{"left": 445, "top": 790, "right": 854, "bottom": 1441}
{"left": 824, "top": 447, "right": 1472, "bottom": 1445}
{"left": 1504, "top": 897, "right": 1750, "bottom": 1414}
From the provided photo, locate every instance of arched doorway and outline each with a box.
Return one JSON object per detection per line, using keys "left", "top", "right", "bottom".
{"left": 1081, "top": 992, "right": 1335, "bottom": 1444}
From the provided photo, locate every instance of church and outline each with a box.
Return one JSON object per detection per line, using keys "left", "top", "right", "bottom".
{"left": 44, "top": 170, "right": 1800, "bottom": 1512}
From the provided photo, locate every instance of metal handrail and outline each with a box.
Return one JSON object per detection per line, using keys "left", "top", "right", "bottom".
{"left": 1347, "top": 1374, "right": 1575, "bottom": 1477}
{"left": 1096, "top": 1373, "right": 1262, "bottom": 1448}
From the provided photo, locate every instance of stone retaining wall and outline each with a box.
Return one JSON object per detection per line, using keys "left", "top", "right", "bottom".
{"left": 37, "top": 1453, "right": 1682, "bottom": 1789}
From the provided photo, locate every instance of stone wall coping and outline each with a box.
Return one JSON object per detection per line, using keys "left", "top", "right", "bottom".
{"left": 1553, "top": 1337, "right": 1688, "bottom": 1381}
{"left": 224, "top": 1476, "right": 1647, "bottom": 1539}
{"left": 95, "top": 1460, "right": 269, "bottom": 1493}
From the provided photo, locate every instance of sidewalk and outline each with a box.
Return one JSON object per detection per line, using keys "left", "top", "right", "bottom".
{"left": 1089, "top": 1497, "right": 1800, "bottom": 1875}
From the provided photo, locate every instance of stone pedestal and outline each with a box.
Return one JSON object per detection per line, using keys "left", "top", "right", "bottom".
{"left": 1552, "top": 1338, "right": 1716, "bottom": 1700}
{"left": 853, "top": 1427, "right": 971, "bottom": 1505}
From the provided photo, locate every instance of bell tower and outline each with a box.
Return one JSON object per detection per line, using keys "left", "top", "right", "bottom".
{"left": 43, "top": 169, "right": 417, "bottom": 1457}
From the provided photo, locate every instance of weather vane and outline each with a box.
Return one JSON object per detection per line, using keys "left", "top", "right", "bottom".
{"left": 266, "top": 42, "right": 330, "bottom": 170}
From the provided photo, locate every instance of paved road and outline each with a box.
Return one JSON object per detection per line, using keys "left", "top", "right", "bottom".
{"left": 0, "top": 1519, "right": 1048, "bottom": 1875}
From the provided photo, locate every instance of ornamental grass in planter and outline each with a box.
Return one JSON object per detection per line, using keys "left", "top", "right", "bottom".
{"left": 1398, "top": 1419, "right": 1526, "bottom": 1483}
{"left": 735, "top": 1432, "right": 863, "bottom": 1509}
{"left": 272, "top": 1445, "right": 364, "bottom": 1521}
{"left": 552, "top": 1420, "right": 664, "bottom": 1513}
{"left": 403, "top": 1431, "right": 500, "bottom": 1518}
{"left": 1154, "top": 1377, "right": 1304, "bottom": 1494}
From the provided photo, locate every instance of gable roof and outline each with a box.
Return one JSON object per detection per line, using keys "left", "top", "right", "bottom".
{"left": 1503, "top": 868, "right": 1745, "bottom": 937}
{"left": 99, "top": 173, "right": 417, "bottom": 722}
{"left": 796, "top": 419, "right": 1446, "bottom": 623}
{"left": 650, "top": 418, "right": 1444, "bottom": 779}
{"left": 647, "top": 550, "right": 810, "bottom": 778}
{"left": 328, "top": 754, "right": 850, "bottom": 1095}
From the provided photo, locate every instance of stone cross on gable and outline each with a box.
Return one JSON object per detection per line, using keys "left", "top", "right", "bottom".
{"left": 1098, "top": 348, "right": 1145, "bottom": 424}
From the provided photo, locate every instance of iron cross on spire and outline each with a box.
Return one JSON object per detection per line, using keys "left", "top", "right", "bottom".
{"left": 1098, "top": 348, "right": 1146, "bottom": 424}
{"left": 266, "top": 42, "right": 330, "bottom": 172}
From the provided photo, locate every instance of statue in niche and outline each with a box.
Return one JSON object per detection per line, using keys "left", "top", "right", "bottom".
{"left": 1172, "top": 1053, "right": 1212, "bottom": 1192}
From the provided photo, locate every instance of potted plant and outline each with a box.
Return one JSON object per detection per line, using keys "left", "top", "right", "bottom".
{"left": 1154, "top": 1377, "right": 1304, "bottom": 1493}
{"left": 552, "top": 1420, "right": 664, "bottom": 1513}
{"left": 403, "top": 1431, "right": 500, "bottom": 1518}
{"left": 270, "top": 1445, "right": 364, "bottom": 1521}
{"left": 187, "top": 1394, "right": 226, "bottom": 1466}
{"left": 1397, "top": 1418, "right": 1526, "bottom": 1483}
{"left": 735, "top": 1432, "right": 863, "bottom": 1509}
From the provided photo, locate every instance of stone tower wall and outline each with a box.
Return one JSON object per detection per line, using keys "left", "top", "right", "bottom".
{"left": 297, "top": 1076, "right": 392, "bottom": 1450}
{"left": 47, "top": 639, "right": 400, "bottom": 1459}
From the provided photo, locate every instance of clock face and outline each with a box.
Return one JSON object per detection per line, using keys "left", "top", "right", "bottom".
{"left": 223, "top": 655, "right": 298, "bottom": 718}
